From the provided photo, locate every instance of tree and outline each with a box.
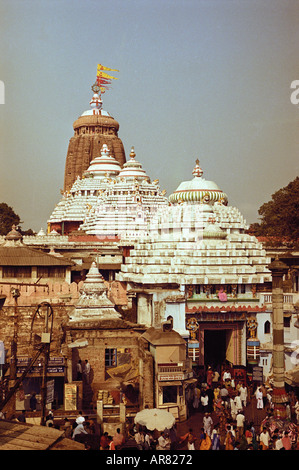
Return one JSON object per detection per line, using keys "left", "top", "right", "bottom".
{"left": 247, "top": 177, "right": 299, "bottom": 246}
{"left": 0, "top": 203, "right": 34, "bottom": 236}
{"left": 0, "top": 203, "right": 21, "bottom": 235}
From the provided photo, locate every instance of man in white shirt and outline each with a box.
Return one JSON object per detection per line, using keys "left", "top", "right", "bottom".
{"left": 259, "top": 427, "right": 270, "bottom": 450}
{"left": 157, "top": 432, "right": 171, "bottom": 450}
{"left": 239, "top": 384, "right": 247, "bottom": 407}
{"left": 236, "top": 411, "right": 245, "bottom": 437}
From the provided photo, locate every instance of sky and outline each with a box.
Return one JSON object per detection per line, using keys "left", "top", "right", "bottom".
{"left": 0, "top": 0, "right": 299, "bottom": 232}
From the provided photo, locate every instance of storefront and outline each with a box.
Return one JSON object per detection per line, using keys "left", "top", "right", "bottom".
{"left": 15, "top": 356, "right": 65, "bottom": 411}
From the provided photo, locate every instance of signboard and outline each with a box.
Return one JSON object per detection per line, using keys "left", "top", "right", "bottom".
{"left": 47, "top": 379, "right": 55, "bottom": 404}
{"left": 252, "top": 366, "right": 263, "bottom": 382}
{"left": 0, "top": 341, "right": 5, "bottom": 365}
{"left": 64, "top": 383, "right": 77, "bottom": 411}
{"left": 16, "top": 357, "right": 64, "bottom": 374}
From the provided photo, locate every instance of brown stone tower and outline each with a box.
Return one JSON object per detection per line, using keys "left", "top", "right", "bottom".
{"left": 63, "top": 86, "right": 126, "bottom": 192}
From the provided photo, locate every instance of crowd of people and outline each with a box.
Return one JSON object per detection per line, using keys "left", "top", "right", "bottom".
{"left": 2, "top": 362, "right": 299, "bottom": 451}
{"left": 179, "top": 365, "right": 299, "bottom": 450}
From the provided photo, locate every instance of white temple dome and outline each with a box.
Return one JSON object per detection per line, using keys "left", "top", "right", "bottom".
{"left": 118, "top": 147, "right": 150, "bottom": 181}
{"left": 85, "top": 144, "right": 121, "bottom": 177}
{"left": 169, "top": 159, "right": 228, "bottom": 205}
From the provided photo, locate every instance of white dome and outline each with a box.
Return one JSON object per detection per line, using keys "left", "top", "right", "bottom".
{"left": 85, "top": 144, "right": 121, "bottom": 177}
{"left": 169, "top": 159, "right": 228, "bottom": 205}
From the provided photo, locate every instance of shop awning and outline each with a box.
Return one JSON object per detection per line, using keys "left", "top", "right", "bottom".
{"left": 159, "top": 380, "right": 182, "bottom": 387}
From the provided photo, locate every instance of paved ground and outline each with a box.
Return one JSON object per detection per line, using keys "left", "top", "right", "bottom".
{"left": 175, "top": 396, "right": 267, "bottom": 450}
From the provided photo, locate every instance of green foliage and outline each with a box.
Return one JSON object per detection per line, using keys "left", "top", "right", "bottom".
{"left": 0, "top": 203, "right": 21, "bottom": 235}
{"left": 0, "top": 203, "right": 34, "bottom": 236}
{"left": 248, "top": 177, "right": 299, "bottom": 246}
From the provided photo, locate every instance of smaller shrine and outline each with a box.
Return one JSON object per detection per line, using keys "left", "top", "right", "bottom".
{"left": 48, "top": 145, "right": 168, "bottom": 239}
{"left": 63, "top": 262, "right": 154, "bottom": 422}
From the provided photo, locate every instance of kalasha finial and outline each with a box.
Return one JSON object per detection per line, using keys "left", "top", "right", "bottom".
{"left": 192, "top": 159, "right": 203, "bottom": 177}
{"left": 90, "top": 86, "right": 102, "bottom": 115}
{"left": 101, "top": 144, "right": 110, "bottom": 156}
{"left": 130, "top": 146, "right": 136, "bottom": 159}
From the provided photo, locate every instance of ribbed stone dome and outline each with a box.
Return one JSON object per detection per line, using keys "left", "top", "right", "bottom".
{"left": 169, "top": 160, "right": 228, "bottom": 205}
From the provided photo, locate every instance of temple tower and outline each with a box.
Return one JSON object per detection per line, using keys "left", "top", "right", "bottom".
{"left": 63, "top": 80, "right": 126, "bottom": 192}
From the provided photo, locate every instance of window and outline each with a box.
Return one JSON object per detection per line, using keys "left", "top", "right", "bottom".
{"left": 105, "top": 349, "right": 117, "bottom": 367}
{"left": 162, "top": 386, "right": 177, "bottom": 404}
{"left": 284, "top": 316, "right": 291, "bottom": 328}
{"left": 3, "top": 267, "right": 32, "bottom": 278}
{"left": 37, "top": 267, "right": 65, "bottom": 278}
{"left": 264, "top": 321, "right": 271, "bottom": 334}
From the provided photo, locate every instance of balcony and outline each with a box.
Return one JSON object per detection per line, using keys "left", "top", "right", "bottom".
{"left": 261, "top": 292, "right": 299, "bottom": 311}
{"left": 157, "top": 359, "right": 193, "bottom": 382}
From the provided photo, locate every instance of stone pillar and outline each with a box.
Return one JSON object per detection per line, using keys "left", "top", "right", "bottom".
{"left": 97, "top": 400, "right": 103, "bottom": 424}
{"left": 119, "top": 402, "right": 126, "bottom": 423}
{"left": 268, "top": 257, "right": 289, "bottom": 418}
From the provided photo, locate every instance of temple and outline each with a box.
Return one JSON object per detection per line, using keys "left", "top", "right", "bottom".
{"left": 48, "top": 145, "right": 169, "bottom": 238}
{"left": 63, "top": 80, "right": 126, "bottom": 192}
{"left": 117, "top": 160, "right": 272, "bottom": 370}
{"left": 0, "top": 69, "right": 298, "bottom": 428}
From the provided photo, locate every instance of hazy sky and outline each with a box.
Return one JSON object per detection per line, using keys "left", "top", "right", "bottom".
{"left": 1, "top": 0, "right": 299, "bottom": 232}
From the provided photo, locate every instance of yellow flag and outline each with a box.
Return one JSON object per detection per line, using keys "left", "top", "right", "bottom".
{"left": 97, "top": 70, "right": 118, "bottom": 80}
{"left": 97, "top": 64, "right": 119, "bottom": 73}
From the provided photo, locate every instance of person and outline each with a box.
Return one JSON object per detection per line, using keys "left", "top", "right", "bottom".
{"left": 76, "top": 411, "right": 85, "bottom": 425}
{"left": 85, "top": 415, "right": 95, "bottom": 433}
{"left": 220, "top": 385, "right": 229, "bottom": 407}
{"left": 113, "top": 427, "right": 125, "bottom": 449}
{"left": 76, "top": 360, "right": 82, "bottom": 380}
{"left": 236, "top": 411, "right": 245, "bottom": 438}
{"left": 274, "top": 433, "right": 284, "bottom": 451}
{"left": 62, "top": 417, "right": 72, "bottom": 438}
{"left": 179, "top": 428, "right": 197, "bottom": 450}
{"left": 192, "top": 386, "right": 200, "bottom": 412}
{"left": 223, "top": 368, "right": 231, "bottom": 383}
{"left": 134, "top": 429, "right": 145, "bottom": 450}
{"left": 234, "top": 392, "right": 243, "bottom": 413}
{"left": 45, "top": 409, "right": 54, "bottom": 427}
{"left": 201, "top": 392, "right": 209, "bottom": 413}
{"left": 203, "top": 412, "right": 213, "bottom": 437}
{"left": 169, "top": 425, "right": 178, "bottom": 450}
{"left": 206, "top": 386, "right": 214, "bottom": 412}
{"left": 212, "top": 370, "right": 220, "bottom": 386}
{"left": 199, "top": 432, "right": 212, "bottom": 450}
{"left": 100, "top": 432, "right": 110, "bottom": 450}
{"left": 230, "top": 397, "right": 237, "bottom": 420}
{"left": 259, "top": 427, "right": 270, "bottom": 450}
{"left": 30, "top": 392, "right": 37, "bottom": 412}
{"left": 255, "top": 387, "right": 264, "bottom": 409}
{"left": 108, "top": 436, "right": 115, "bottom": 450}
{"left": 238, "top": 434, "right": 248, "bottom": 450}
{"left": 260, "top": 384, "right": 268, "bottom": 409}
{"left": 207, "top": 366, "right": 213, "bottom": 388}
{"left": 211, "top": 425, "right": 221, "bottom": 450}
{"left": 245, "top": 425, "right": 253, "bottom": 445}
{"left": 281, "top": 431, "right": 292, "bottom": 450}
{"left": 72, "top": 421, "right": 88, "bottom": 440}
{"left": 144, "top": 430, "right": 155, "bottom": 450}
{"left": 156, "top": 432, "right": 171, "bottom": 450}
{"left": 224, "top": 430, "right": 234, "bottom": 450}
{"left": 83, "top": 359, "right": 91, "bottom": 384}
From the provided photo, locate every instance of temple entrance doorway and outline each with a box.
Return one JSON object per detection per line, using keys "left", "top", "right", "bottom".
{"left": 204, "top": 329, "right": 233, "bottom": 368}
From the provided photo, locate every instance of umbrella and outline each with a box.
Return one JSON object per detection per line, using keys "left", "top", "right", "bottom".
{"left": 134, "top": 408, "right": 176, "bottom": 431}
{"left": 261, "top": 416, "right": 297, "bottom": 443}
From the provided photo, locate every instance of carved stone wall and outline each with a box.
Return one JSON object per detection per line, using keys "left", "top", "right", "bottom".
{"left": 64, "top": 114, "right": 126, "bottom": 192}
